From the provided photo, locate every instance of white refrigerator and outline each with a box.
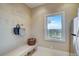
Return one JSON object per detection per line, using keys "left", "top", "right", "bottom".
{"left": 73, "top": 10, "right": 79, "bottom": 55}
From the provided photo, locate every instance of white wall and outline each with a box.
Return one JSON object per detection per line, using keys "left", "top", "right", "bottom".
{"left": 0, "top": 4, "right": 32, "bottom": 55}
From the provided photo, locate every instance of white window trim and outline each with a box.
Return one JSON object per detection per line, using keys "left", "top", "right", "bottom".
{"left": 44, "top": 11, "right": 66, "bottom": 42}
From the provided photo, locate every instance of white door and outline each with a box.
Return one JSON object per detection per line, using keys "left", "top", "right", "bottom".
{"left": 73, "top": 17, "right": 79, "bottom": 55}
{"left": 75, "top": 8, "right": 79, "bottom": 55}
{"left": 76, "top": 15, "right": 79, "bottom": 55}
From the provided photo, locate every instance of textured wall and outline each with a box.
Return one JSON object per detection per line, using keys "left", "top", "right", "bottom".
{"left": 31, "top": 3, "right": 79, "bottom": 53}
{"left": 0, "top": 4, "right": 32, "bottom": 55}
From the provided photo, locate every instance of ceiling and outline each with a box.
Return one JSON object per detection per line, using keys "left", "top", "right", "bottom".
{"left": 25, "top": 3, "right": 45, "bottom": 8}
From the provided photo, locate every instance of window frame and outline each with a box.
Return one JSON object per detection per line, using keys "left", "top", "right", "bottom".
{"left": 44, "top": 11, "right": 66, "bottom": 42}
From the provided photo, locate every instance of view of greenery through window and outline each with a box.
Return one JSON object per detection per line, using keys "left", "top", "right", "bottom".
{"left": 47, "top": 15, "right": 62, "bottom": 40}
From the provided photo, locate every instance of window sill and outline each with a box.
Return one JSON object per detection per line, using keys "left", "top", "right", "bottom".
{"left": 45, "top": 38, "right": 65, "bottom": 43}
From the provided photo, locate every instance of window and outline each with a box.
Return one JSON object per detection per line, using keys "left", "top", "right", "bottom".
{"left": 45, "top": 12, "right": 66, "bottom": 42}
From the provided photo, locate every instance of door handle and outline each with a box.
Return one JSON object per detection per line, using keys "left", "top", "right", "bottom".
{"left": 71, "top": 34, "right": 76, "bottom": 36}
